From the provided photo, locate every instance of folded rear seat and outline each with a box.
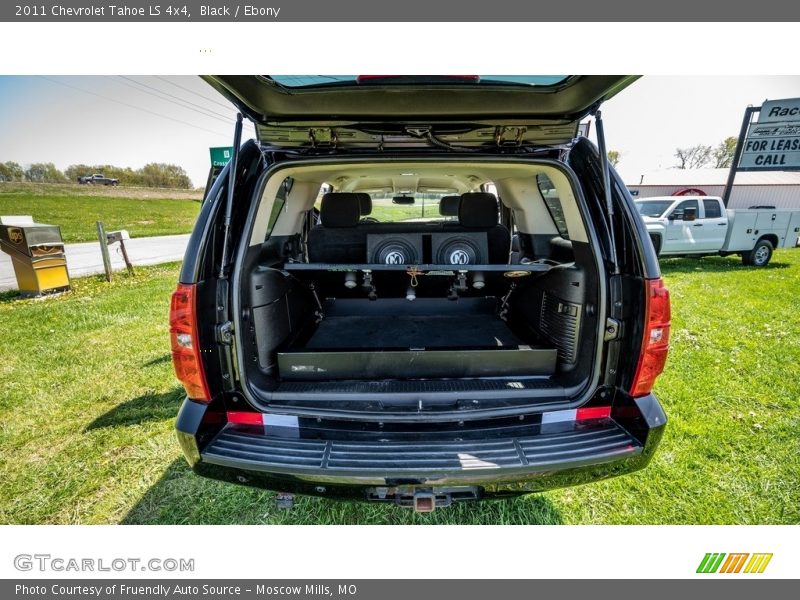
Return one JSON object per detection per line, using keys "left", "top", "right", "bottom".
{"left": 457, "top": 192, "right": 511, "bottom": 263}
{"left": 307, "top": 193, "right": 367, "bottom": 263}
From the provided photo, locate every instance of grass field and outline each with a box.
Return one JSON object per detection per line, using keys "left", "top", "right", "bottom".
{"left": 0, "top": 183, "right": 202, "bottom": 243}
{"left": 0, "top": 251, "right": 798, "bottom": 524}
{"left": 368, "top": 198, "right": 447, "bottom": 223}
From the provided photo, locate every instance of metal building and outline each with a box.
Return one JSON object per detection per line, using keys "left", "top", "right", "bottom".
{"left": 626, "top": 169, "right": 800, "bottom": 209}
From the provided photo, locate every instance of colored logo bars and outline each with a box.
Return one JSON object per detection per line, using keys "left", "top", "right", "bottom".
{"left": 696, "top": 553, "right": 773, "bottom": 574}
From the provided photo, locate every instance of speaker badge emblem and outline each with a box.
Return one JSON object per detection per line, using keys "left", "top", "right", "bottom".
{"left": 384, "top": 251, "right": 406, "bottom": 264}
{"left": 449, "top": 249, "right": 470, "bottom": 264}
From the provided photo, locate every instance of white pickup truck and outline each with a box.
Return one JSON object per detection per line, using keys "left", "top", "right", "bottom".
{"left": 635, "top": 195, "right": 800, "bottom": 267}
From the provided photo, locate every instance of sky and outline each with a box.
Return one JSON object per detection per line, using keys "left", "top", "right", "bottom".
{"left": 1, "top": 76, "right": 799, "bottom": 187}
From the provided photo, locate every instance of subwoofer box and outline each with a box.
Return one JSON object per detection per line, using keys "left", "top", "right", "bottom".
{"left": 431, "top": 231, "right": 488, "bottom": 265}
{"left": 367, "top": 233, "right": 423, "bottom": 265}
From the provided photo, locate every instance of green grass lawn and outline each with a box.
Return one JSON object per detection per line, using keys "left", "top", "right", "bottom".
{"left": 0, "top": 183, "right": 201, "bottom": 243}
{"left": 0, "top": 251, "right": 798, "bottom": 524}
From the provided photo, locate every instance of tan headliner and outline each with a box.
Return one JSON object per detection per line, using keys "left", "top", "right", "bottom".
{"left": 251, "top": 160, "right": 588, "bottom": 245}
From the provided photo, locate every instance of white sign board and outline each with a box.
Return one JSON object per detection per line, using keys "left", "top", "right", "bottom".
{"left": 739, "top": 99, "right": 800, "bottom": 170}
{"left": 758, "top": 98, "right": 800, "bottom": 124}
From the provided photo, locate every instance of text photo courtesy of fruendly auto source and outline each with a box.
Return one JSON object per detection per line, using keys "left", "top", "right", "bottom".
{"left": 0, "top": 75, "right": 798, "bottom": 525}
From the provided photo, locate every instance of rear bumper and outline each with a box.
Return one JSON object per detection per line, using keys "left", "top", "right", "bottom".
{"left": 176, "top": 394, "right": 666, "bottom": 500}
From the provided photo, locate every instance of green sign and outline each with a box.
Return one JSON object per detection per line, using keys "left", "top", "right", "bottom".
{"left": 209, "top": 146, "right": 234, "bottom": 167}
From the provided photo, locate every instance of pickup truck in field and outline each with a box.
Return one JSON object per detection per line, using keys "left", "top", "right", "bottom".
{"left": 636, "top": 196, "right": 800, "bottom": 266}
{"left": 77, "top": 173, "right": 119, "bottom": 186}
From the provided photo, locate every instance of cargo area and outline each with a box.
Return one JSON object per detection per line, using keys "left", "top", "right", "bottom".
{"left": 232, "top": 159, "right": 604, "bottom": 414}
{"left": 277, "top": 296, "right": 558, "bottom": 381}
{"left": 239, "top": 256, "right": 598, "bottom": 409}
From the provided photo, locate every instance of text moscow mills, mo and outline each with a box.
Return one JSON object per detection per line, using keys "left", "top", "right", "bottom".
{"left": 16, "top": 584, "right": 359, "bottom": 597}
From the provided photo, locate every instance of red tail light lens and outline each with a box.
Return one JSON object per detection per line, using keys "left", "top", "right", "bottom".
{"left": 630, "top": 278, "right": 671, "bottom": 397}
{"left": 169, "top": 283, "right": 211, "bottom": 402}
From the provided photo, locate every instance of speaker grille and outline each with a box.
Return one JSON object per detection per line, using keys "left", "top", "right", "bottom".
{"left": 431, "top": 232, "right": 488, "bottom": 265}
{"left": 367, "top": 233, "right": 422, "bottom": 264}
{"left": 540, "top": 292, "right": 581, "bottom": 364}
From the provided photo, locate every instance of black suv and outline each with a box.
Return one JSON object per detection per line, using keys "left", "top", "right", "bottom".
{"left": 172, "top": 76, "right": 669, "bottom": 511}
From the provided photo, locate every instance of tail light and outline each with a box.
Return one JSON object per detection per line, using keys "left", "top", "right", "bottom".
{"left": 630, "top": 278, "right": 671, "bottom": 397}
{"left": 169, "top": 283, "right": 211, "bottom": 402}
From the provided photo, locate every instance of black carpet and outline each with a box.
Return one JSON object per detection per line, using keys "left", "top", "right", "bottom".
{"left": 305, "top": 314, "right": 525, "bottom": 349}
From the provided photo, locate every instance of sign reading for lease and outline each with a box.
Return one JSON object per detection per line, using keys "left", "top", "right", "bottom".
{"left": 739, "top": 98, "right": 800, "bottom": 170}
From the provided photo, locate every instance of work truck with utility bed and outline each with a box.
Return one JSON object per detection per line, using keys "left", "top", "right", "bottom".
{"left": 636, "top": 195, "right": 800, "bottom": 266}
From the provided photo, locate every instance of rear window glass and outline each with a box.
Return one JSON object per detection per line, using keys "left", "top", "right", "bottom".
{"left": 269, "top": 75, "right": 570, "bottom": 88}
{"left": 536, "top": 174, "right": 569, "bottom": 239}
{"left": 312, "top": 188, "right": 457, "bottom": 223}
{"left": 265, "top": 177, "right": 292, "bottom": 235}
{"left": 366, "top": 193, "right": 457, "bottom": 223}
{"left": 703, "top": 199, "right": 722, "bottom": 218}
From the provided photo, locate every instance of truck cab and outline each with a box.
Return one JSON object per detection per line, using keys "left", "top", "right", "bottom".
{"left": 636, "top": 196, "right": 728, "bottom": 256}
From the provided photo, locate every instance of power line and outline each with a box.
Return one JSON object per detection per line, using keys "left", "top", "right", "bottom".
{"left": 116, "top": 75, "right": 234, "bottom": 123}
{"left": 154, "top": 75, "right": 237, "bottom": 111}
{"left": 38, "top": 76, "right": 230, "bottom": 137}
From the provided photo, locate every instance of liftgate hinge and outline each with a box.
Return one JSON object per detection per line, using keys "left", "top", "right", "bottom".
{"left": 495, "top": 126, "right": 527, "bottom": 147}
{"left": 308, "top": 128, "right": 336, "bottom": 148}
{"left": 216, "top": 321, "right": 234, "bottom": 345}
{"left": 604, "top": 318, "right": 621, "bottom": 341}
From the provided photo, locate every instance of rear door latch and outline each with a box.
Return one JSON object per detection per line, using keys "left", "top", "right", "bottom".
{"left": 216, "top": 321, "right": 233, "bottom": 345}
{"left": 604, "top": 318, "right": 621, "bottom": 341}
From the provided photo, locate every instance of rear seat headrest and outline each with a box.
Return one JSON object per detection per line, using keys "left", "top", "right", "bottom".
{"left": 459, "top": 192, "right": 499, "bottom": 228}
{"left": 357, "top": 193, "right": 372, "bottom": 216}
{"left": 320, "top": 193, "right": 362, "bottom": 228}
{"left": 439, "top": 195, "right": 461, "bottom": 217}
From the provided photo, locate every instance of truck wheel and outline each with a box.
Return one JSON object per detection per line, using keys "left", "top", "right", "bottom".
{"left": 742, "top": 239, "right": 773, "bottom": 267}
{"left": 649, "top": 233, "right": 662, "bottom": 257}
{"left": 111, "top": 181, "right": 118, "bottom": 187}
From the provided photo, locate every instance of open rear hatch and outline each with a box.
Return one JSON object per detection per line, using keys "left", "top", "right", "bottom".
{"left": 203, "top": 75, "right": 637, "bottom": 419}
{"left": 201, "top": 75, "right": 639, "bottom": 149}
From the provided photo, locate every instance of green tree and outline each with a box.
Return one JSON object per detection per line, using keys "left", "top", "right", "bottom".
{"left": 674, "top": 145, "right": 713, "bottom": 169}
{"left": 607, "top": 150, "right": 621, "bottom": 167}
{"left": 0, "top": 161, "right": 25, "bottom": 181}
{"left": 138, "top": 162, "right": 192, "bottom": 189}
{"left": 65, "top": 164, "right": 95, "bottom": 182}
{"left": 24, "top": 162, "right": 68, "bottom": 183}
{"left": 712, "top": 136, "right": 738, "bottom": 168}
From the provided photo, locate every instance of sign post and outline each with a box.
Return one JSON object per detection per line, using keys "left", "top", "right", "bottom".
{"left": 723, "top": 98, "right": 800, "bottom": 206}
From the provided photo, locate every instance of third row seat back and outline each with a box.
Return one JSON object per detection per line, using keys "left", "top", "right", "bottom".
{"left": 456, "top": 192, "right": 511, "bottom": 263}
{"left": 439, "top": 195, "right": 461, "bottom": 217}
{"left": 307, "top": 192, "right": 366, "bottom": 263}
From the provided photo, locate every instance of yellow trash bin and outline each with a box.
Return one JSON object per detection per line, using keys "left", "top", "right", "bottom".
{"left": 0, "top": 220, "right": 71, "bottom": 296}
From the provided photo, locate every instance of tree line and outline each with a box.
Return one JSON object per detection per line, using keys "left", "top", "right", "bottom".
{"left": 0, "top": 161, "right": 193, "bottom": 188}
{"left": 674, "top": 137, "right": 738, "bottom": 170}
{"left": 606, "top": 137, "right": 738, "bottom": 171}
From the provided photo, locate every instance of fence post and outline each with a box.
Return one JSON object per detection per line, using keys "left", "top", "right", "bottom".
{"left": 96, "top": 221, "right": 112, "bottom": 282}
